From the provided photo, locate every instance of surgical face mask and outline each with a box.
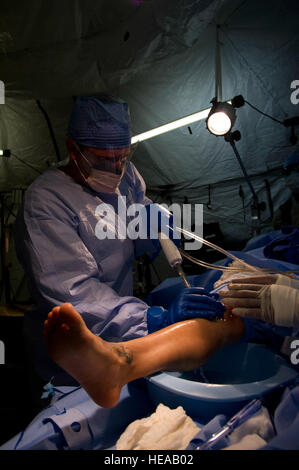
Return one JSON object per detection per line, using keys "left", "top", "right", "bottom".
{"left": 285, "top": 171, "right": 299, "bottom": 195}
{"left": 75, "top": 147, "right": 129, "bottom": 193}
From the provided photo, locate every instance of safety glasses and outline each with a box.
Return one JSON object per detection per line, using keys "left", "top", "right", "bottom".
{"left": 77, "top": 146, "right": 135, "bottom": 175}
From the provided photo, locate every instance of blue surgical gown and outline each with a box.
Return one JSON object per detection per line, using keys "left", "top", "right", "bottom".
{"left": 14, "top": 162, "right": 156, "bottom": 383}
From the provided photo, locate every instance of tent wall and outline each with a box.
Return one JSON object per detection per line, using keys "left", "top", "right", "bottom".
{"left": 0, "top": 0, "right": 298, "bottom": 301}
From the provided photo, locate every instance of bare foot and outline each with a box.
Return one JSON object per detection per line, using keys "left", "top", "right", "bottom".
{"left": 44, "top": 303, "right": 132, "bottom": 408}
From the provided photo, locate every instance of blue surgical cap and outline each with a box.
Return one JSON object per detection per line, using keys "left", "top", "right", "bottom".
{"left": 68, "top": 95, "right": 131, "bottom": 149}
{"left": 283, "top": 152, "right": 299, "bottom": 169}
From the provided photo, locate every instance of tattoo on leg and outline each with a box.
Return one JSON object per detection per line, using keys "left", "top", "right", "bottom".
{"left": 113, "top": 345, "right": 133, "bottom": 364}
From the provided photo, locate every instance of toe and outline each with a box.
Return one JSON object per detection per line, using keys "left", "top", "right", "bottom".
{"left": 51, "top": 308, "right": 60, "bottom": 321}
{"left": 60, "top": 323, "right": 71, "bottom": 333}
{"left": 44, "top": 306, "right": 62, "bottom": 336}
{"left": 43, "top": 319, "right": 49, "bottom": 338}
{"left": 58, "top": 303, "right": 85, "bottom": 331}
{"left": 46, "top": 307, "right": 60, "bottom": 327}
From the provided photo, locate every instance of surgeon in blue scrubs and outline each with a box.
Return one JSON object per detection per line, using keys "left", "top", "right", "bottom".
{"left": 14, "top": 95, "right": 155, "bottom": 383}
{"left": 14, "top": 95, "right": 224, "bottom": 386}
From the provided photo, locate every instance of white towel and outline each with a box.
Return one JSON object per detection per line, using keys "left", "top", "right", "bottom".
{"left": 116, "top": 403, "right": 199, "bottom": 450}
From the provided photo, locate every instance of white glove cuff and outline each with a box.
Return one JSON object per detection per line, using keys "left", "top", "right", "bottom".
{"left": 270, "top": 284, "right": 299, "bottom": 327}
{"left": 276, "top": 274, "right": 299, "bottom": 290}
{"left": 259, "top": 286, "right": 275, "bottom": 323}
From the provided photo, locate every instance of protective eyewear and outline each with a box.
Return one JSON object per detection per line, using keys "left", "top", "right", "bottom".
{"left": 78, "top": 147, "right": 133, "bottom": 175}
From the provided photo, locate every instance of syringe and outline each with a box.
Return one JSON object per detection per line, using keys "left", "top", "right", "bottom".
{"left": 197, "top": 399, "right": 262, "bottom": 450}
{"left": 158, "top": 234, "right": 191, "bottom": 288}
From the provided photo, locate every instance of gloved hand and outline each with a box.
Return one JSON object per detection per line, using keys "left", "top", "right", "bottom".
{"left": 145, "top": 203, "right": 181, "bottom": 248}
{"left": 221, "top": 274, "right": 299, "bottom": 289}
{"left": 147, "top": 287, "right": 226, "bottom": 333}
{"left": 219, "top": 275, "right": 299, "bottom": 327}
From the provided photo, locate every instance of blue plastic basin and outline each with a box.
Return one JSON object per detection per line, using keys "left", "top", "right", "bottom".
{"left": 146, "top": 343, "right": 298, "bottom": 423}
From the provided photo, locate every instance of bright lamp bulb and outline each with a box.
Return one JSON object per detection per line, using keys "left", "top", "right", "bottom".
{"left": 206, "top": 101, "right": 236, "bottom": 136}
{"left": 207, "top": 112, "right": 232, "bottom": 136}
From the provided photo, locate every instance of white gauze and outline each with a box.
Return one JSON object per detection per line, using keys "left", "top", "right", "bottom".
{"left": 260, "top": 284, "right": 299, "bottom": 327}
{"left": 116, "top": 403, "right": 199, "bottom": 450}
{"left": 276, "top": 274, "right": 299, "bottom": 290}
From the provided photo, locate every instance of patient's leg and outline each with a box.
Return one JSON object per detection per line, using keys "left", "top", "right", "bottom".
{"left": 44, "top": 303, "right": 244, "bottom": 408}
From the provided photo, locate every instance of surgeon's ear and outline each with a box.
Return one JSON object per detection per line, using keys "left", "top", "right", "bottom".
{"left": 66, "top": 137, "right": 78, "bottom": 161}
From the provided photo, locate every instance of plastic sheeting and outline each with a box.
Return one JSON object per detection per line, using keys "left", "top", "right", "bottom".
{"left": 0, "top": 0, "right": 298, "bottom": 240}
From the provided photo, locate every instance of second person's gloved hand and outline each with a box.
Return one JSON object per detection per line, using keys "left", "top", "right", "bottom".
{"left": 219, "top": 275, "right": 299, "bottom": 327}
{"left": 147, "top": 287, "right": 226, "bottom": 334}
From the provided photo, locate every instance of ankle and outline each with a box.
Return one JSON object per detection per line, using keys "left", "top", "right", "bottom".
{"left": 111, "top": 343, "right": 133, "bottom": 366}
{"left": 109, "top": 343, "right": 135, "bottom": 385}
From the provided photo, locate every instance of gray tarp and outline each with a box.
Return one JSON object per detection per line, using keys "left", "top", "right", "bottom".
{"left": 0, "top": 0, "right": 298, "bottom": 240}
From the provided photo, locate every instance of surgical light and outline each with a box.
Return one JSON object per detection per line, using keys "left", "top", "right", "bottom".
{"left": 0, "top": 149, "right": 11, "bottom": 157}
{"left": 131, "top": 101, "right": 232, "bottom": 145}
{"left": 131, "top": 107, "right": 211, "bottom": 144}
{"left": 206, "top": 100, "right": 236, "bottom": 136}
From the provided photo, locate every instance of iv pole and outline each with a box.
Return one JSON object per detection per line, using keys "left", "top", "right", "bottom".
{"left": 214, "top": 25, "right": 262, "bottom": 236}
{"left": 224, "top": 131, "right": 262, "bottom": 236}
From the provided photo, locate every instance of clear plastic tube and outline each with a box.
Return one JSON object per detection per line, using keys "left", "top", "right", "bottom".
{"left": 178, "top": 227, "right": 260, "bottom": 273}
{"left": 177, "top": 227, "right": 299, "bottom": 276}
{"left": 180, "top": 250, "right": 257, "bottom": 273}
